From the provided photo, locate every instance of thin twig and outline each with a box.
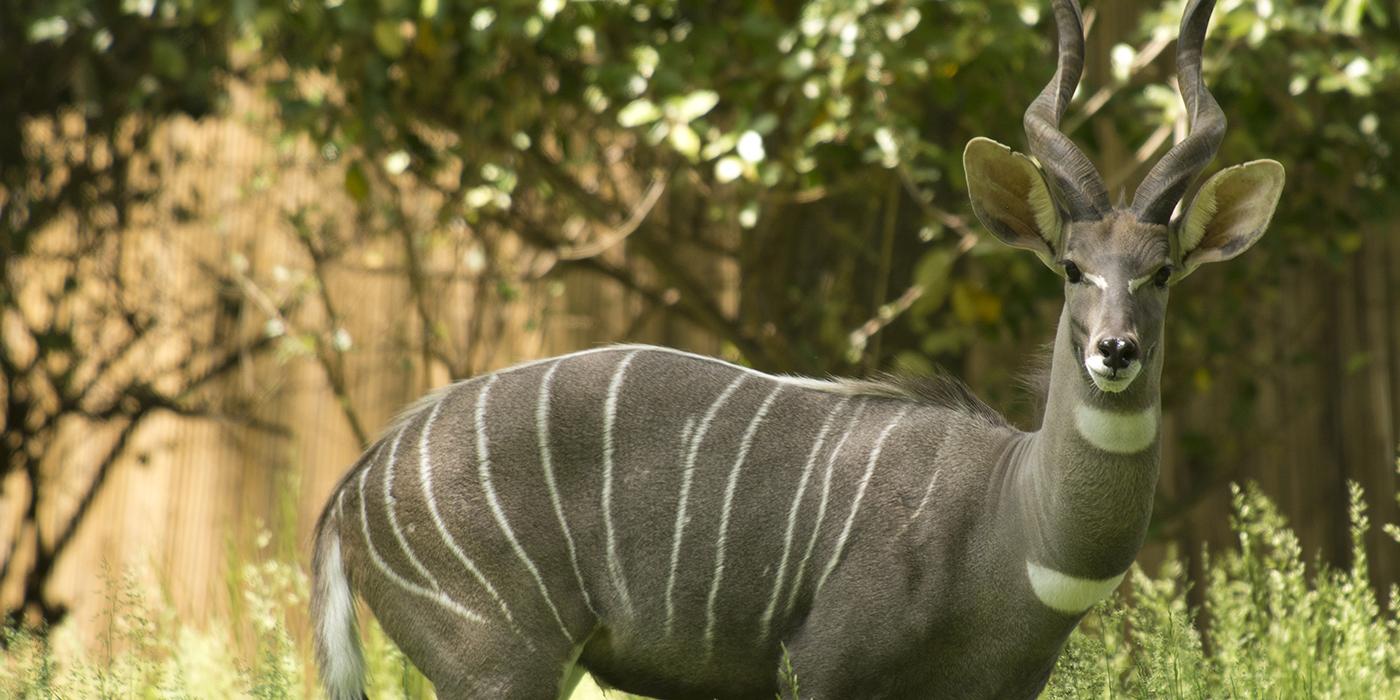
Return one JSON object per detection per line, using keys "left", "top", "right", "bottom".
{"left": 1107, "top": 121, "right": 1174, "bottom": 193}
{"left": 557, "top": 176, "right": 668, "bottom": 261}
{"left": 44, "top": 413, "right": 147, "bottom": 563}
{"left": 867, "top": 179, "right": 900, "bottom": 371}
{"left": 520, "top": 150, "right": 774, "bottom": 366}
{"left": 1063, "top": 32, "right": 1174, "bottom": 135}
{"left": 848, "top": 285, "right": 926, "bottom": 357}
{"left": 302, "top": 238, "right": 371, "bottom": 446}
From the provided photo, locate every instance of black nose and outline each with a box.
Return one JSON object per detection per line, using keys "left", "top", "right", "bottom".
{"left": 1097, "top": 337, "right": 1139, "bottom": 370}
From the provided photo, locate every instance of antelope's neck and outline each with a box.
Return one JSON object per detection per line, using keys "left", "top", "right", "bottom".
{"left": 1016, "top": 306, "right": 1162, "bottom": 595}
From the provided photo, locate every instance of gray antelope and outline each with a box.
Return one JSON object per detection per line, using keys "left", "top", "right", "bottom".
{"left": 310, "top": 0, "right": 1284, "bottom": 697}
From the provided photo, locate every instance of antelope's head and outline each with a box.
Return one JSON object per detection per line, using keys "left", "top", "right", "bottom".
{"left": 963, "top": 0, "right": 1284, "bottom": 393}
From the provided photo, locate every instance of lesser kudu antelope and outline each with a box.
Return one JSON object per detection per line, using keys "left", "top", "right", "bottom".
{"left": 310, "top": 1, "right": 1284, "bottom": 697}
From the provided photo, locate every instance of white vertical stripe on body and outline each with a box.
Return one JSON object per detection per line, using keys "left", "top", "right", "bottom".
{"left": 382, "top": 424, "right": 440, "bottom": 589}
{"left": 1025, "top": 561, "right": 1125, "bottom": 614}
{"left": 758, "top": 398, "right": 848, "bottom": 641}
{"left": 907, "top": 466, "right": 943, "bottom": 525}
{"left": 815, "top": 408, "right": 910, "bottom": 595}
{"left": 601, "top": 350, "right": 642, "bottom": 617}
{"left": 476, "top": 376, "right": 576, "bottom": 643}
{"left": 665, "top": 373, "right": 747, "bottom": 636}
{"left": 356, "top": 467, "right": 485, "bottom": 624}
{"left": 680, "top": 417, "right": 696, "bottom": 450}
{"left": 417, "top": 397, "right": 522, "bottom": 635}
{"left": 703, "top": 385, "right": 783, "bottom": 655}
{"left": 784, "top": 400, "right": 868, "bottom": 615}
{"left": 537, "top": 360, "right": 595, "bottom": 614}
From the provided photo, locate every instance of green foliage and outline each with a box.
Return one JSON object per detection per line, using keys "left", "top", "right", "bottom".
{"left": 778, "top": 642, "right": 802, "bottom": 700}
{"left": 246, "top": 0, "right": 1400, "bottom": 350}
{"left": 1044, "top": 480, "right": 1400, "bottom": 698}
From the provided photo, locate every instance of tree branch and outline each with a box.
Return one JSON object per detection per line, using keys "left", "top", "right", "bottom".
{"left": 43, "top": 412, "right": 146, "bottom": 565}
{"left": 300, "top": 234, "right": 371, "bottom": 447}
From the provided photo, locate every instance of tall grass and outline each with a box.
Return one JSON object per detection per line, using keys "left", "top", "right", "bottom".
{"left": 3, "top": 477, "right": 1397, "bottom": 698}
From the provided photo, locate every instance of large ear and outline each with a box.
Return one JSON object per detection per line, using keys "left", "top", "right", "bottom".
{"left": 963, "top": 137, "right": 1063, "bottom": 265}
{"left": 1174, "top": 159, "right": 1284, "bottom": 278}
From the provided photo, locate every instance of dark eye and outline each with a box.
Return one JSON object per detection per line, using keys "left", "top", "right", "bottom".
{"left": 1153, "top": 266, "right": 1172, "bottom": 288}
{"left": 1061, "top": 261, "right": 1082, "bottom": 284}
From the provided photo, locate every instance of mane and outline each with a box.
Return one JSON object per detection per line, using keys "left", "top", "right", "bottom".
{"left": 369, "top": 345, "right": 1013, "bottom": 445}
{"left": 374, "top": 381, "right": 461, "bottom": 443}
{"left": 1014, "top": 342, "right": 1055, "bottom": 428}
{"left": 816, "top": 371, "right": 1010, "bottom": 427}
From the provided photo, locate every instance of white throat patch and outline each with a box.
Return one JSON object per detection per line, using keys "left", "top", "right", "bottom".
{"left": 1026, "top": 560, "right": 1125, "bottom": 615}
{"left": 1074, "top": 403, "right": 1157, "bottom": 454}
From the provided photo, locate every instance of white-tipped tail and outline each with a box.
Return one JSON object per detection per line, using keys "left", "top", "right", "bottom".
{"left": 312, "top": 509, "right": 366, "bottom": 700}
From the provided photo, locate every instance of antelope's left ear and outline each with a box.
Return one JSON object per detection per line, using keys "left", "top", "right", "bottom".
{"left": 1174, "top": 160, "right": 1285, "bottom": 278}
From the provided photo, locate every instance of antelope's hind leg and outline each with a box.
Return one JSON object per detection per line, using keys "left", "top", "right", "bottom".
{"left": 369, "top": 596, "right": 578, "bottom": 700}
{"left": 425, "top": 636, "right": 578, "bottom": 700}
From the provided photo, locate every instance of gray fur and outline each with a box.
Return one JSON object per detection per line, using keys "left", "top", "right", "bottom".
{"left": 310, "top": 344, "right": 1147, "bottom": 698}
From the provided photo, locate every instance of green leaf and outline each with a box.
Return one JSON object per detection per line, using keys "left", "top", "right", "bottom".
{"left": 667, "top": 123, "right": 701, "bottom": 159}
{"left": 345, "top": 163, "right": 369, "bottom": 202}
{"left": 617, "top": 98, "right": 662, "bottom": 127}
{"left": 910, "top": 249, "right": 956, "bottom": 318}
{"left": 27, "top": 16, "right": 70, "bottom": 43}
{"left": 373, "top": 20, "right": 406, "bottom": 59}
{"left": 664, "top": 90, "right": 720, "bottom": 123}
{"left": 151, "top": 38, "right": 189, "bottom": 79}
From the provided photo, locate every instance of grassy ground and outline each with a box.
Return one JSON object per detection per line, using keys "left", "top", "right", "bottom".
{"left": 3, "top": 479, "right": 1398, "bottom": 698}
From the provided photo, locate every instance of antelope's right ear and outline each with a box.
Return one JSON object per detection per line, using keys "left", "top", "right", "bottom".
{"left": 964, "top": 137, "right": 1064, "bottom": 263}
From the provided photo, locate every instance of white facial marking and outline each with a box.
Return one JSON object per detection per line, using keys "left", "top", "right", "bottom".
{"left": 1083, "top": 272, "right": 1109, "bottom": 290}
{"left": 1083, "top": 354, "right": 1142, "bottom": 393}
{"left": 1026, "top": 560, "right": 1125, "bottom": 614}
{"left": 1074, "top": 402, "right": 1158, "bottom": 454}
{"left": 1128, "top": 272, "right": 1154, "bottom": 294}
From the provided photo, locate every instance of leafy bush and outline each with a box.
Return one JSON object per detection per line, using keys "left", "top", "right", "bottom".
{"left": 1045, "top": 479, "right": 1400, "bottom": 698}
{"left": 4, "top": 478, "right": 1398, "bottom": 698}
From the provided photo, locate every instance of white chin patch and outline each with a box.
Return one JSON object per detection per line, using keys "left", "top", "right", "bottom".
{"left": 1084, "top": 356, "right": 1141, "bottom": 393}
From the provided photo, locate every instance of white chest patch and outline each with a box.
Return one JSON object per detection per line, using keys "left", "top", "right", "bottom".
{"left": 1026, "top": 561, "right": 1125, "bottom": 615}
{"left": 1074, "top": 403, "right": 1157, "bottom": 454}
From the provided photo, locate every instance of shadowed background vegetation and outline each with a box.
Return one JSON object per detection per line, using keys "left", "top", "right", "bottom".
{"left": 2, "top": 0, "right": 1398, "bottom": 695}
